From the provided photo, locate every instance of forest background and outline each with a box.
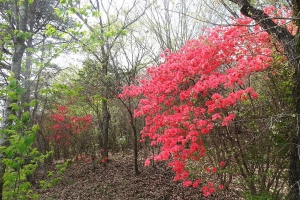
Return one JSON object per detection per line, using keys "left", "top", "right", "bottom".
{"left": 0, "top": 0, "right": 299, "bottom": 199}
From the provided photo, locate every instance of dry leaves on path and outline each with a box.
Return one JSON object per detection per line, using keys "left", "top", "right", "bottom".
{"left": 35, "top": 153, "right": 243, "bottom": 200}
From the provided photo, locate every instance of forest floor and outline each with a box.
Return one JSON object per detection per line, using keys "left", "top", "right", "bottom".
{"left": 34, "top": 152, "right": 244, "bottom": 200}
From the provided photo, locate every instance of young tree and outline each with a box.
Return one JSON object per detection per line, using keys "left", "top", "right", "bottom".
{"left": 114, "top": 31, "right": 153, "bottom": 175}
{"left": 61, "top": 0, "right": 150, "bottom": 159}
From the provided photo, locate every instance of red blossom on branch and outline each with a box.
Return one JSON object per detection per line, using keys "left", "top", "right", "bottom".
{"left": 47, "top": 105, "right": 93, "bottom": 147}
{"left": 120, "top": 6, "right": 293, "bottom": 196}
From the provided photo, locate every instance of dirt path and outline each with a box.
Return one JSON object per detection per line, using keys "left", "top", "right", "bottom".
{"left": 35, "top": 153, "right": 242, "bottom": 200}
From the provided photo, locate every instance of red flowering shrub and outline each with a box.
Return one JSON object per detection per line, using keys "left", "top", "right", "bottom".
{"left": 48, "top": 105, "right": 93, "bottom": 150}
{"left": 120, "top": 7, "right": 294, "bottom": 196}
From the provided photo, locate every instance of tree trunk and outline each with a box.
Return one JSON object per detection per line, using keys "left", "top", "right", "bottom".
{"left": 0, "top": 46, "right": 26, "bottom": 198}
{"left": 22, "top": 37, "right": 33, "bottom": 114}
{"left": 102, "top": 96, "right": 110, "bottom": 159}
{"left": 0, "top": 1, "right": 29, "bottom": 198}
{"left": 130, "top": 110, "right": 140, "bottom": 175}
{"left": 101, "top": 57, "right": 110, "bottom": 159}
{"left": 127, "top": 98, "right": 140, "bottom": 176}
{"left": 290, "top": 9, "right": 300, "bottom": 199}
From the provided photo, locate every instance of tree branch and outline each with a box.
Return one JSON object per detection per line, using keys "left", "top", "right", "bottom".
{"left": 0, "top": 61, "right": 11, "bottom": 70}
{"left": 229, "top": 0, "right": 297, "bottom": 64}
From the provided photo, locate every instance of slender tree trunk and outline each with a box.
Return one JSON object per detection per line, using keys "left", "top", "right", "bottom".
{"left": 117, "top": 95, "right": 141, "bottom": 175}
{"left": 94, "top": 0, "right": 111, "bottom": 159}
{"left": 102, "top": 96, "right": 110, "bottom": 159}
{"left": 22, "top": 37, "right": 33, "bottom": 114}
{"left": 127, "top": 99, "right": 140, "bottom": 176}
{"left": 126, "top": 99, "right": 139, "bottom": 175}
{"left": 102, "top": 59, "right": 110, "bottom": 159}
{"left": 23, "top": 39, "right": 34, "bottom": 184}
{"left": 131, "top": 118, "right": 140, "bottom": 176}
{"left": 290, "top": 9, "right": 300, "bottom": 199}
{"left": 97, "top": 120, "right": 103, "bottom": 151}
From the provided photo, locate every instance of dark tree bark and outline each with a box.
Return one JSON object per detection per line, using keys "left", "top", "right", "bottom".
{"left": 128, "top": 100, "right": 140, "bottom": 175}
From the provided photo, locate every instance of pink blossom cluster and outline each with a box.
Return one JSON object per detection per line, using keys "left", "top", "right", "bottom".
{"left": 120, "top": 6, "right": 293, "bottom": 195}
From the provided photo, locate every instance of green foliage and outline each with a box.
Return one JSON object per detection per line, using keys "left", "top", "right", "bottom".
{"left": 44, "top": 24, "right": 57, "bottom": 36}
{"left": 244, "top": 190, "right": 282, "bottom": 200}
{"left": 39, "top": 159, "right": 70, "bottom": 190}
{"left": 13, "top": 30, "right": 32, "bottom": 40}
{"left": 0, "top": 75, "right": 51, "bottom": 199}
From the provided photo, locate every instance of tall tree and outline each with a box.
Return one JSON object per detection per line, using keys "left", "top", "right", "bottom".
{"left": 0, "top": 0, "right": 70, "bottom": 198}
{"left": 115, "top": 30, "right": 152, "bottom": 175}
{"left": 0, "top": 1, "right": 30, "bottom": 198}
{"left": 21, "top": 0, "right": 70, "bottom": 116}
{"left": 62, "top": 0, "right": 150, "bottom": 159}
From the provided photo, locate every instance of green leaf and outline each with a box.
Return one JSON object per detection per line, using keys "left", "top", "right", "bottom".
{"left": 10, "top": 103, "right": 19, "bottom": 111}
{"left": 32, "top": 125, "right": 39, "bottom": 133}
{"left": 47, "top": 171, "right": 53, "bottom": 177}
{"left": 17, "top": 31, "right": 23, "bottom": 37}
{"left": 19, "top": 143, "right": 26, "bottom": 154}
{"left": 19, "top": 142, "right": 26, "bottom": 154}
{"left": 92, "top": 11, "right": 101, "bottom": 17}
{"left": 8, "top": 71, "right": 15, "bottom": 78}
{"left": 21, "top": 112, "right": 30, "bottom": 124}
{"left": 105, "top": 30, "right": 116, "bottom": 38}
{"left": 28, "top": 100, "right": 36, "bottom": 107}
{"left": 8, "top": 114, "right": 17, "bottom": 121}
{"left": 7, "top": 91, "right": 17, "bottom": 100}
{"left": 7, "top": 150, "right": 15, "bottom": 158}
{"left": 69, "top": 7, "right": 76, "bottom": 14}
{"left": 16, "top": 87, "right": 26, "bottom": 95}
{"left": 117, "top": 29, "right": 127, "bottom": 36}
{"left": 24, "top": 134, "right": 36, "bottom": 147}
{"left": 7, "top": 78, "right": 17, "bottom": 89}
{"left": 41, "top": 89, "right": 49, "bottom": 94}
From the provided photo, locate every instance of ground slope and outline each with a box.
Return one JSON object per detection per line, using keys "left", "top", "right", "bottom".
{"left": 35, "top": 153, "right": 242, "bottom": 200}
